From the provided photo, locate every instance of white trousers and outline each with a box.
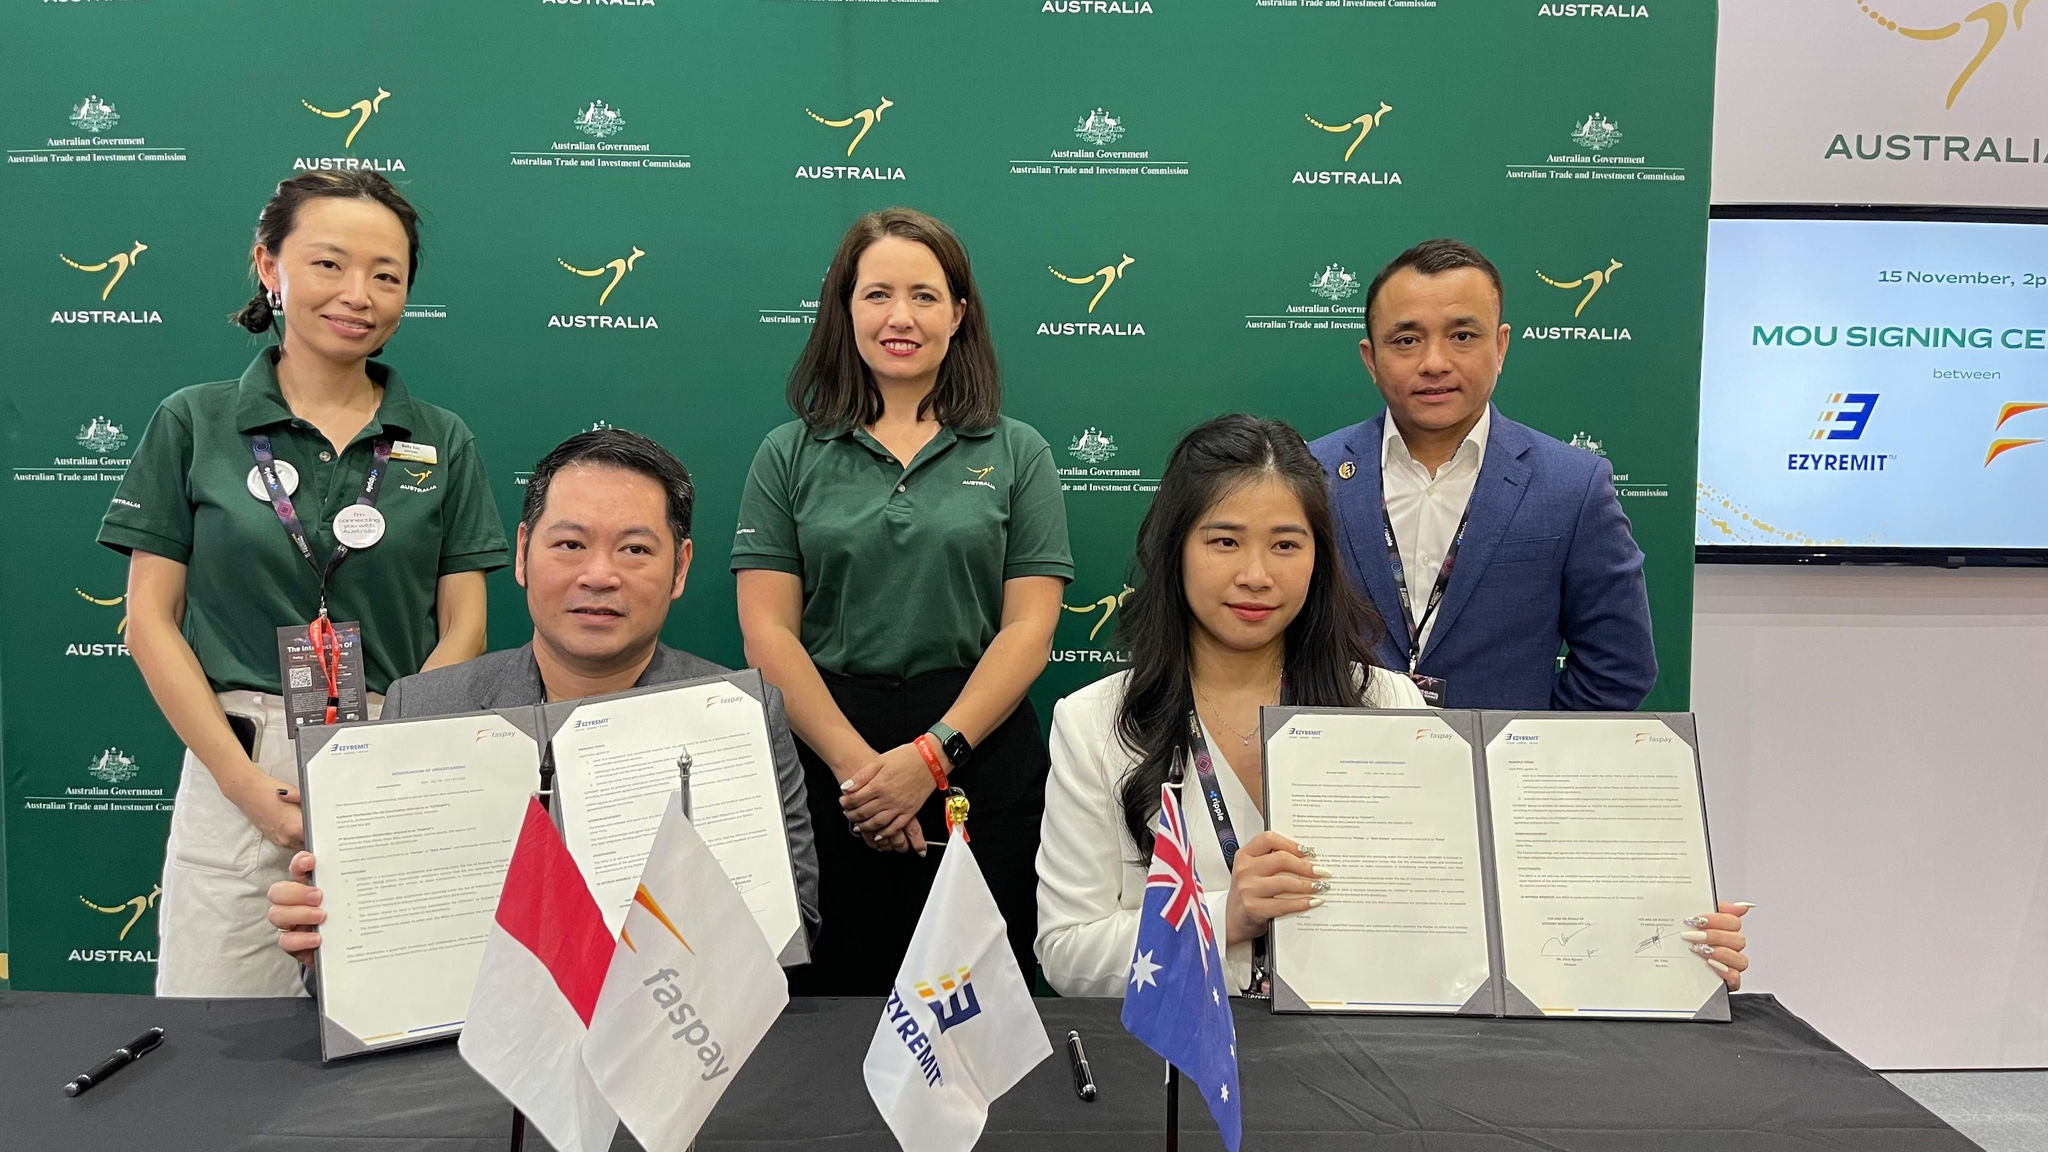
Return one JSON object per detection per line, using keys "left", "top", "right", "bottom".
{"left": 154, "top": 689, "right": 380, "bottom": 997}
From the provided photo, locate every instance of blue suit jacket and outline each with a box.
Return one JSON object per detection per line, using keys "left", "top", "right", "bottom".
{"left": 1308, "top": 407, "right": 1657, "bottom": 711}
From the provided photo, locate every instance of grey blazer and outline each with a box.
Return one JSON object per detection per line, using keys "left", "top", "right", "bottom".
{"left": 383, "top": 642, "right": 821, "bottom": 946}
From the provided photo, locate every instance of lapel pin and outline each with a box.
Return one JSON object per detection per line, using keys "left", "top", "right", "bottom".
{"left": 1337, "top": 460, "right": 1356, "bottom": 480}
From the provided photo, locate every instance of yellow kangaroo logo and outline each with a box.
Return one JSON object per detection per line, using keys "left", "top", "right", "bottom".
{"left": 1536, "top": 259, "right": 1624, "bottom": 318}
{"left": 404, "top": 466, "right": 433, "bottom": 485}
{"left": 75, "top": 588, "right": 128, "bottom": 635}
{"left": 807, "top": 96, "right": 894, "bottom": 157}
{"left": 1305, "top": 102, "right": 1394, "bottom": 163}
{"left": 1049, "top": 254, "right": 1136, "bottom": 314}
{"left": 1855, "top": 1, "right": 2033, "bottom": 108}
{"left": 559, "top": 247, "right": 646, "bottom": 307}
{"left": 60, "top": 242, "right": 147, "bottom": 301}
{"left": 303, "top": 87, "right": 390, "bottom": 149}
{"left": 1063, "top": 584, "right": 1135, "bottom": 642}
{"left": 966, "top": 465, "right": 996, "bottom": 481}
{"left": 79, "top": 885, "right": 161, "bottom": 942}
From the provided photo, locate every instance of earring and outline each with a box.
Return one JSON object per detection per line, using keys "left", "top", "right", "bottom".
{"left": 266, "top": 289, "right": 282, "bottom": 310}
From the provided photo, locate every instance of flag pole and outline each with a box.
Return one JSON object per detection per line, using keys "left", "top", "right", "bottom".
{"left": 1164, "top": 1060, "right": 1180, "bottom": 1151}
{"left": 506, "top": 746, "right": 560, "bottom": 1152}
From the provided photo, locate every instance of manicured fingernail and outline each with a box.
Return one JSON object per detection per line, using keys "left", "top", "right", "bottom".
{"left": 1732, "top": 902, "right": 1756, "bottom": 910}
{"left": 1307, "top": 897, "right": 1324, "bottom": 909}
{"left": 1706, "top": 958, "right": 1732, "bottom": 975}
{"left": 840, "top": 779, "right": 855, "bottom": 792}
{"left": 1297, "top": 845, "right": 1316, "bottom": 858}
{"left": 1310, "top": 880, "right": 1330, "bottom": 894}
{"left": 1679, "top": 930, "right": 1708, "bottom": 943}
{"left": 1311, "top": 866, "right": 1333, "bottom": 878}
{"left": 1684, "top": 916, "right": 1709, "bottom": 928}
{"left": 1691, "top": 943, "right": 1716, "bottom": 956}
{"left": 916, "top": 849, "right": 927, "bottom": 858}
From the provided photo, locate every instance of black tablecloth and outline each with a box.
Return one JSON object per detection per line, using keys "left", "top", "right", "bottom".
{"left": 0, "top": 992, "right": 1977, "bottom": 1151}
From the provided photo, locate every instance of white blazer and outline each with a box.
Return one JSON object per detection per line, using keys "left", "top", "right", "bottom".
{"left": 1034, "top": 666, "right": 1427, "bottom": 998}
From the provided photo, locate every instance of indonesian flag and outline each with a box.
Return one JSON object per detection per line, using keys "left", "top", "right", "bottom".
{"left": 581, "top": 790, "right": 788, "bottom": 1150}
{"left": 459, "top": 799, "right": 619, "bottom": 1152}
{"left": 863, "top": 835, "right": 1051, "bottom": 1152}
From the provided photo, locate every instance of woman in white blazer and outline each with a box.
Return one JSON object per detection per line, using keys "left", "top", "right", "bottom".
{"left": 1034, "top": 415, "right": 1752, "bottom": 998}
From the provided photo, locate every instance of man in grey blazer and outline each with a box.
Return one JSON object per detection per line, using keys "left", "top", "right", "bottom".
{"left": 267, "top": 429, "right": 820, "bottom": 970}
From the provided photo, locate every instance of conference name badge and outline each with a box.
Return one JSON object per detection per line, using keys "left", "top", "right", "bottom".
{"left": 275, "top": 620, "right": 369, "bottom": 736}
{"left": 389, "top": 440, "right": 437, "bottom": 464}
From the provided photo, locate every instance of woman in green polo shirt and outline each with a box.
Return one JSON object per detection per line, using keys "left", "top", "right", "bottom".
{"left": 734, "top": 207, "right": 1072, "bottom": 994}
{"left": 98, "top": 171, "right": 509, "bottom": 997}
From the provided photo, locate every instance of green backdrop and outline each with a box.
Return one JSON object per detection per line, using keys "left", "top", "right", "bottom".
{"left": 0, "top": 0, "right": 1714, "bottom": 993}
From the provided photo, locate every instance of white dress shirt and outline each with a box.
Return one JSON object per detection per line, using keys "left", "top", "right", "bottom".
{"left": 1035, "top": 666, "right": 1427, "bottom": 998}
{"left": 1381, "top": 407, "right": 1491, "bottom": 660}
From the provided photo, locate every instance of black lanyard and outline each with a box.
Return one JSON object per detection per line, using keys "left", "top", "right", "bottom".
{"left": 1185, "top": 706, "right": 1272, "bottom": 997}
{"left": 1381, "top": 500, "right": 1469, "bottom": 674}
{"left": 249, "top": 433, "right": 392, "bottom": 617}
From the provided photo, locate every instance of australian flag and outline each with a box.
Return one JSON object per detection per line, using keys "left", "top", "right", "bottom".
{"left": 1120, "top": 782, "right": 1242, "bottom": 1152}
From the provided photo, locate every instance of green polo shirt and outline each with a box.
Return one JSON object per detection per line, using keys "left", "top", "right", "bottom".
{"left": 97, "top": 350, "right": 510, "bottom": 695}
{"left": 732, "top": 416, "right": 1073, "bottom": 679}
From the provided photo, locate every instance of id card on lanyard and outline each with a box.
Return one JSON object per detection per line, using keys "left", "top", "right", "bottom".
{"left": 1382, "top": 501, "right": 1468, "bottom": 708}
{"left": 249, "top": 433, "right": 391, "bottom": 736}
{"left": 1185, "top": 710, "right": 1272, "bottom": 999}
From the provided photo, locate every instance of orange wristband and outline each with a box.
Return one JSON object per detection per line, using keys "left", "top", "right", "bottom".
{"left": 913, "top": 734, "right": 948, "bottom": 790}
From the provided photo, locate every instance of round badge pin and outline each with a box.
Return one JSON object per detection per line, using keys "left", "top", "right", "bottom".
{"left": 1338, "top": 460, "right": 1357, "bottom": 480}
{"left": 246, "top": 461, "right": 301, "bottom": 502}
{"left": 332, "top": 505, "right": 387, "bottom": 549}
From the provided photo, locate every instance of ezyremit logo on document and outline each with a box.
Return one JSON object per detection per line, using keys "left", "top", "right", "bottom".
{"left": 1294, "top": 103, "right": 1401, "bottom": 186}
{"left": 1040, "top": 253, "right": 1143, "bottom": 336}
{"left": 799, "top": 97, "right": 905, "bottom": 181}
{"left": 1245, "top": 262, "right": 1367, "bottom": 333}
{"left": 510, "top": 99, "right": 692, "bottom": 172}
{"left": 1054, "top": 583, "right": 1135, "bottom": 663}
{"left": 550, "top": 247, "right": 658, "bottom": 330}
{"left": 295, "top": 87, "right": 406, "bottom": 172}
{"left": 1505, "top": 111, "right": 1686, "bottom": 184}
{"left": 8, "top": 95, "right": 187, "bottom": 166}
{"left": 1008, "top": 109, "right": 1190, "bottom": 178}
{"left": 53, "top": 242, "right": 161, "bottom": 325}
{"left": 1522, "top": 259, "right": 1630, "bottom": 341}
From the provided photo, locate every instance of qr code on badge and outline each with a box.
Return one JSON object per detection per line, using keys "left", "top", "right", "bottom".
{"left": 289, "top": 666, "right": 314, "bottom": 690}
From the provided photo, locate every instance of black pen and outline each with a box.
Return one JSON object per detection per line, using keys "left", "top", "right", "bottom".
{"left": 1066, "top": 1029, "right": 1097, "bottom": 1102}
{"left": 64, "top": 1027, "right": 164, "bottom": 1097}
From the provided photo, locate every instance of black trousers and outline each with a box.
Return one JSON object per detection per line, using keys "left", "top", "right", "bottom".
{"left": 785, "top": 667, "right": 1048, "bottom": 996}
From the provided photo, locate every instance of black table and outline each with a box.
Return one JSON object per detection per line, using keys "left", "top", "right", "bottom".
{"left": 1, "top": 992, "right": 1978, "bottom": 1151}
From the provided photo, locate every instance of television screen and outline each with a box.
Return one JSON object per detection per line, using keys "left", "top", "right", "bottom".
{"left": 1696, "top": 210, "right": 2048, "bottom": 559}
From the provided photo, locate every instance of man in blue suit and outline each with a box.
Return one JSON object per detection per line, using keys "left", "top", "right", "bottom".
{"left": 1308, "top": 238, "right": 1656, "bottom": 710}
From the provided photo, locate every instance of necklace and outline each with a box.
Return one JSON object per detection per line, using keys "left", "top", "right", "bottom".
{"left": 1193, "top": 683, "right": 1274, "bottom": 747}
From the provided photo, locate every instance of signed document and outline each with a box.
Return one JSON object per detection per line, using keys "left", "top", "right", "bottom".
{"left": 1262, "top": 710, "right": 1493, "bottom": 1013}
{"left": 299, "top": 711, "right": 543, "bottom": 1059}
{"left": 1483, "top": 714, "right": 1724, "bottom": 1019}
{"left": 548, "top": 671, "right": 806, "bottom": 965}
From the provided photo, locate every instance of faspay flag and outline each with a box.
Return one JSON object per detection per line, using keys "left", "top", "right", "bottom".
{"left": 582, "top": 790, "right": 788, "bottom": 1151}
{"left": 864, "top": 835, "right": 1051, "bottom": 1152}
{"left": 459, "top": 799, "right": 620, "bottom": 1152}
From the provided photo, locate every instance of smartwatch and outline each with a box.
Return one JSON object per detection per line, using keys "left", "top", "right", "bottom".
{"left": 927, "top": 721, "right": 973, "bottom": 772}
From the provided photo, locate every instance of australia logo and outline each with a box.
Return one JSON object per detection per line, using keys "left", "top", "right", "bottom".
{"left": 1570, "top": 111, "right": 1624, "bottom": 152}
{"left": 1063, "top": 583, "right": 1134, "bottom": 642}
{"left": 1069, "top": 427, "right": 1118, "bottom": 464}
{"left": 1536, "top": 258, "right": 1623, "bottom": 317}
{"left": 1568, "top": 431, "right": 1608, "bottom": 456}
{"left": 61, "top": 242, "right": 147, "bottom": 301}
{"left": 87, "top": 747, "right": 140, "bottom": 785}
{"left": 1306, "top": 103, "right": 1393, "bottom": 162}
{"left": 1075, "top": 108, "right": 1126, "bottom": 146}
{"left": 77, "top": 416, "right": 129, "bottom": 454}
{"left": 807, "top": 96, "right": 893, "bottom": 156}
{"left": 573, "top": 99, "right": 626, "bottom": 140}
{"left": 80, "top": 885, "right": 161, "bottom": 943}
{"left": 69, "top": 94, "right": 120, "bottom": 134}
{"left": 303, "top": 87, "right": 390, "bottom": 149}
{"left": 1855, "top": 1, "right": 2033, "bottom": 109}
{"left": 559, "top": 246, "right": 645, "bottom": 306}
{"left": 1308, "top": 263, "right": 1359, "bottom": 301}
{"left": 1049, "top": 253, "right": 1135, "bottom": 313}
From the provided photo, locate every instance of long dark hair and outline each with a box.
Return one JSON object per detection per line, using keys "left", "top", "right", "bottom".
{"left": 786, "top": 207, "right": 1001, "bottom": 432}
{"left": 1113, "top": 414, "right": 1389, "bottom": 855}
{"left": 229, "top": 170, "right": 422, "bottom": 338}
